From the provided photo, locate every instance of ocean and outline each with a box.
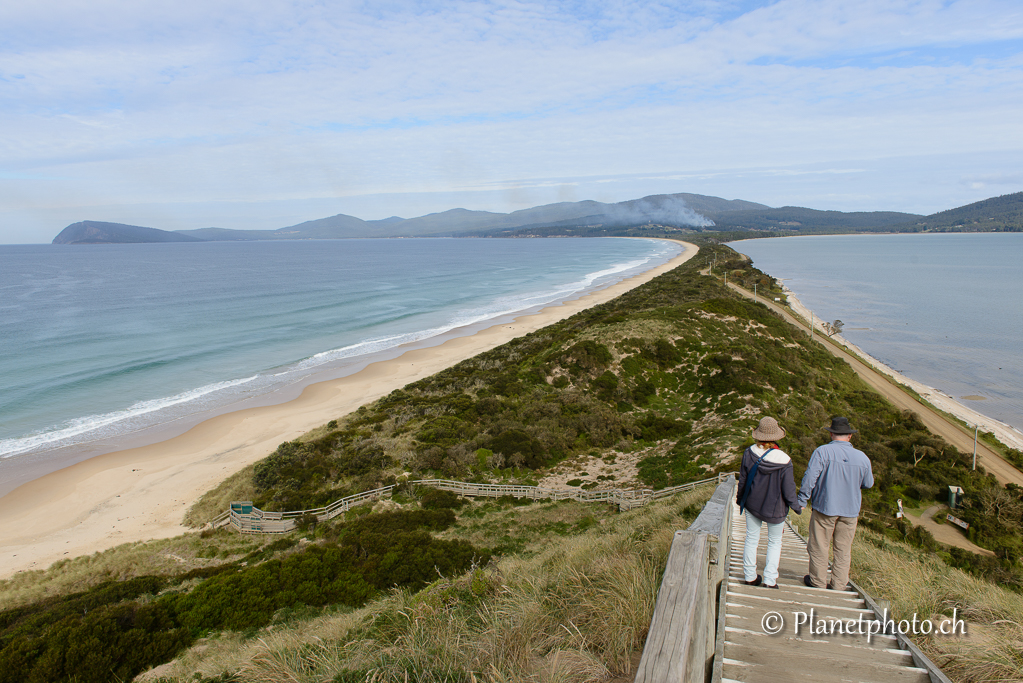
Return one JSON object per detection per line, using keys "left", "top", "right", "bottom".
{"left": 0, "top": 237, "right": 680, "bottom": 492}
{"left": 728, "top": 232, "right": 1023, "bottom": 433}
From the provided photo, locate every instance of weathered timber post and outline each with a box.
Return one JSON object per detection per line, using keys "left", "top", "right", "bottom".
{"left": 635, "top": 476, "right": 736, "bottom": 683}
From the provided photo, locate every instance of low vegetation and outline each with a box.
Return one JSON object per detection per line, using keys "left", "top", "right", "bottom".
{"left": 139, "top": 487, "right": 712, "bottom": 682}
{"left": 195, "top": 241, "right": 1023, "bottom": 586}
{"left": 0, "top": 506, "right": 487, "bottom": 683}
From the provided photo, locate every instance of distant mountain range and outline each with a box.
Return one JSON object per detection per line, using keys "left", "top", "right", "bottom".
{"left": 51, "top": 191, "right": 1023, "bottom": 244}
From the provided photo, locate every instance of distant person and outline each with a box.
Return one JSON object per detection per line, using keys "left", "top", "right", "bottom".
{"left": 798, "top": 416, "right": 874, "bottom": 590}
{"left": 736, "top": 417, "right": 801, "bottom": 589}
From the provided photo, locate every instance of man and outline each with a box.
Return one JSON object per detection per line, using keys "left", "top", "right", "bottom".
{"left": 797, "top": 416, "right": 874, "bottom": 590}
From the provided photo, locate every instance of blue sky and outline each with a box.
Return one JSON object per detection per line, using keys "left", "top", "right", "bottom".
{"left": 2, "top": 0, "right": 1022, "bottom": 242}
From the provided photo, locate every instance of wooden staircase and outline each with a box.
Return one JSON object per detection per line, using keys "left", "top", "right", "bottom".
{"left": 720, "top": 504, "right": 937, "bottom": 683}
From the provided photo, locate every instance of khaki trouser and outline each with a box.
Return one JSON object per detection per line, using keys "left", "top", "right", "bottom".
{"left": 807, "top": 509, "right": 858, "bottom": 589}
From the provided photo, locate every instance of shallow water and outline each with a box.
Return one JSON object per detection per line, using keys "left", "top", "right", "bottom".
{"left": 0, "top": 238, "right": 679, "bottom": 466}
{"left": 729, "top": 233, "right": 1023, "bottom": 432}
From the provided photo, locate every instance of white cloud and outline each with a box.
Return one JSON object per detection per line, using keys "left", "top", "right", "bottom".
{"left": 1, "top": 0, "right": 1022, "bottom": 241}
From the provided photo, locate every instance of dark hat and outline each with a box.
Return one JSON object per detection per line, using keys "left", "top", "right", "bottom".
{"left": 752, "top": 416, "right": 786, "bottom": 442}
{"left": 825, "top": 416, "right": 858, "bottom": 435}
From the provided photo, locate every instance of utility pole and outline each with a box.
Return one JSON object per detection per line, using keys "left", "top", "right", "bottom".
{"left": 973, "top": 424, "right": 978, "bottom": 470}
{"left": 754, "top": 283, "right": 757, "bottom": 300}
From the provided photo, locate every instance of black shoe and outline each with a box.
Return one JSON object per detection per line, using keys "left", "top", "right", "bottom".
{"left": 744, "top": 575, "right": 762, "bottom": 586}
{"left": 763, "top": 583, "right": 779, "bottom": 589}
{"left": 826, "top": 583, "right": 833, "bottom": 590}
{"left": 803, "top": 575, "right": 815, "bottom": 588}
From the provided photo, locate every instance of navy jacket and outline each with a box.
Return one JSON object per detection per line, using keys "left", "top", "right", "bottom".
{"left": 736, "top": 444, "right": 801, "bottom": 524}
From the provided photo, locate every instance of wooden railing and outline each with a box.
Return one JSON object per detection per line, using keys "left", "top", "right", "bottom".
{"left": 218, "top": 473, "right": 736, "bottom": 534}
{"left": 634, "top": 475, "right": 737, "bottom": 683}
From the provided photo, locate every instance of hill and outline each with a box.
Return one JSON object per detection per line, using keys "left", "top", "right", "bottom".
{"left": 51, "top": 191, "right": 1023, "bottom": 244}
{"left": 702, "top": 206, "right": 922, "bottom": 233}
{"left": 387, "top": 195, "right": 767, "bottom": 236}
{"left": 895, "top": 191, "right": 1023, "bottom": 232}
{"left": 176, "top": 212, "right": 373, "bottom": 241}
{"left": 52, "top": 193, "right": 762, "bottom": 243}
{"left": 51, "top": 221, "right": 204, "bottom": 245}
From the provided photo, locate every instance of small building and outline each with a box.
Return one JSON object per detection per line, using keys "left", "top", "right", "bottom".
{"left": 948, "top": 485, "right": 964, "bottom": 509}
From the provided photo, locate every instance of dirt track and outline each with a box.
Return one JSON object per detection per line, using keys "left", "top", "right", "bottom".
{"left": 910, "top": 505, "right": 995, "bottom": 556}
{"left": 720, "top": 276, "right": 1023, "bottom": 487}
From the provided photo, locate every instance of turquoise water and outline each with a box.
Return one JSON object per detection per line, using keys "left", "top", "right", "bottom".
{"left": 0, "top": 238, "right": 680, "bottom": 472}
{"left": 729, "top": 233, "right": 1023, "bottom": 432}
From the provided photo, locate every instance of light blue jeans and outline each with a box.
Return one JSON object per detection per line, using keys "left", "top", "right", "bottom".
{"left": 744, "top": 510, "right": 784, "bottom": 585}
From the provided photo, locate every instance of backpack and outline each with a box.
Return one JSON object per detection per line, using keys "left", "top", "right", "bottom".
{"left": 738, "top": 446, "right": 775, "bottom": 514}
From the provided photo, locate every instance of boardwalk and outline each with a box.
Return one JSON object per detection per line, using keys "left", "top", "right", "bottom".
{"left": 721, "top": 502, "right": 942, "bottom": 683}
{"left": 220, "top": 475, "right": 731, "bottom": 533}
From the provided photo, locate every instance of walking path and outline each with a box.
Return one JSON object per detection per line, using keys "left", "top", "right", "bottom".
{"left": 721, "top": 505, "right": 938, "bottom": 682}
{"left": 910, "top": 505, "right": 994, "bottom": 557}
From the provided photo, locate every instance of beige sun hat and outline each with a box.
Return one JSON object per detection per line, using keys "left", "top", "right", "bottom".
{"left": 752, "top": 416, "right": 786, "bottom": 442}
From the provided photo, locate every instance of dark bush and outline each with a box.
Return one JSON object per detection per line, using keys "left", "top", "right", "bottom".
{"left": 490, "top": 428, "right": 547, "bottom": 468}
{"left": 636, "top": 414, "right": 692, "bottom": 441}
{"left": 591, "top": 371, "right": 619, "bottom": 402}
{"left": 420, "top": 488, "right": 465, "bottom": 510}
{"left": 563, "top": 340, "right": 612, "bottom": 373}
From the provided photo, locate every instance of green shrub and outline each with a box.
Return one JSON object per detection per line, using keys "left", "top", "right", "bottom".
{"left": 420, "top": 489, "right": 465, "bottom": 510}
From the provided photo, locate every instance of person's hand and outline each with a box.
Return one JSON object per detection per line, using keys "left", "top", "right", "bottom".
{"left": 790, "top": 505, "right": 803, "bottom": 515}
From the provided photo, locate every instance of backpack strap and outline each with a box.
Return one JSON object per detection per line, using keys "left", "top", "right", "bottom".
{"left": 739, "top": 447, "right": 775, "bottom": 514}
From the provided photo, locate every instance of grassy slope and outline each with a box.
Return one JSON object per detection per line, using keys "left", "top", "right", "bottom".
{"left": 142, "top": 488, "right": 714, "bottom": 682}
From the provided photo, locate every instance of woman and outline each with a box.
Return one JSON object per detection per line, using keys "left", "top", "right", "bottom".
{"left": 736, "top": 416, "right": 802, "bottom": 588}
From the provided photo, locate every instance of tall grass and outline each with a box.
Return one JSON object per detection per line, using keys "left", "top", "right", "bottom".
{"left": 853, "top": 528, "right": 1023, "bottom": 683}
{"left": 790, "top": 510, "right": 1023, "bottom": 682}
{"left": 140, "top": 488, "right": 712, "bottom": 682}
{"left": 184, "top": 463, "right": 257, "bottom": 528}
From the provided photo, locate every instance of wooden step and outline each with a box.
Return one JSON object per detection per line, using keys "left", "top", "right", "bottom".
{"left": 727, "top": 581, "right": 866, "bottom": 608}
{"left": 721, "top": 506, "right": 936, "bottom": 683}
{"left": 724, "top": 622, "right": 904, "bottom": 656}
{"left": 721, "top": 642, "right": 930, "bottom": 683}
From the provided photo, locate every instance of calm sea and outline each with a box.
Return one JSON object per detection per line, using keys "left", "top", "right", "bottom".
{"left": 729, "top": 233, "right": 1023, "bottom": 432}
{"left": 0, "top": 237, "right": 680, "bottom": 490}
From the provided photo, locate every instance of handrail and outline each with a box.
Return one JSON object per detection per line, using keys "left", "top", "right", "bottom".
{"left": 223, "top": 472, "right": 736, "bottom": 534}
{"left": 635, "top": 475, "right": 737, "bottom": 683}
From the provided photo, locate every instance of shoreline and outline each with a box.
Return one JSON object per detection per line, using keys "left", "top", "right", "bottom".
{"left": 0, "top": 240, "right": 698, "bottom": 579}
{"left": 0, "top": 238, "right": 681, "bottom": 498}
{"left": 783, "top": 285, "right": 1023, "bottom": 452}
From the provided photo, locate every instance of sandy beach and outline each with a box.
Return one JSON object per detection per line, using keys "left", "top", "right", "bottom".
{"left": 0, "top": 240, "right": 698, "bottom": 579}
{"left": 784, "top": 285, "right": 1023, "bottom": 452}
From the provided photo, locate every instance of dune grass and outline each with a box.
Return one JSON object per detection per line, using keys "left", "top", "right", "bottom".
{"left": 139, "top": 487, "right": 712, "bottom": 682}
{"left": 853, "top": 527, "right": 1023, "bottom": 682}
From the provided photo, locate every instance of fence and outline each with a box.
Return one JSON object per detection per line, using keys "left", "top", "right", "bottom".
{"left": 217, "top": 473, "right": 736, "bottom": 534}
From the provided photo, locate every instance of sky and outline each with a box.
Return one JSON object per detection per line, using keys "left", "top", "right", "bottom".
{"left": 2, "top": 0, "right": 1022, "bottom": 243}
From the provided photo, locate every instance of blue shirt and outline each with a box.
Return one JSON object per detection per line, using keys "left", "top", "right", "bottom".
{"left": 797, "top": 440, "right": 874, "bottom": 517}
